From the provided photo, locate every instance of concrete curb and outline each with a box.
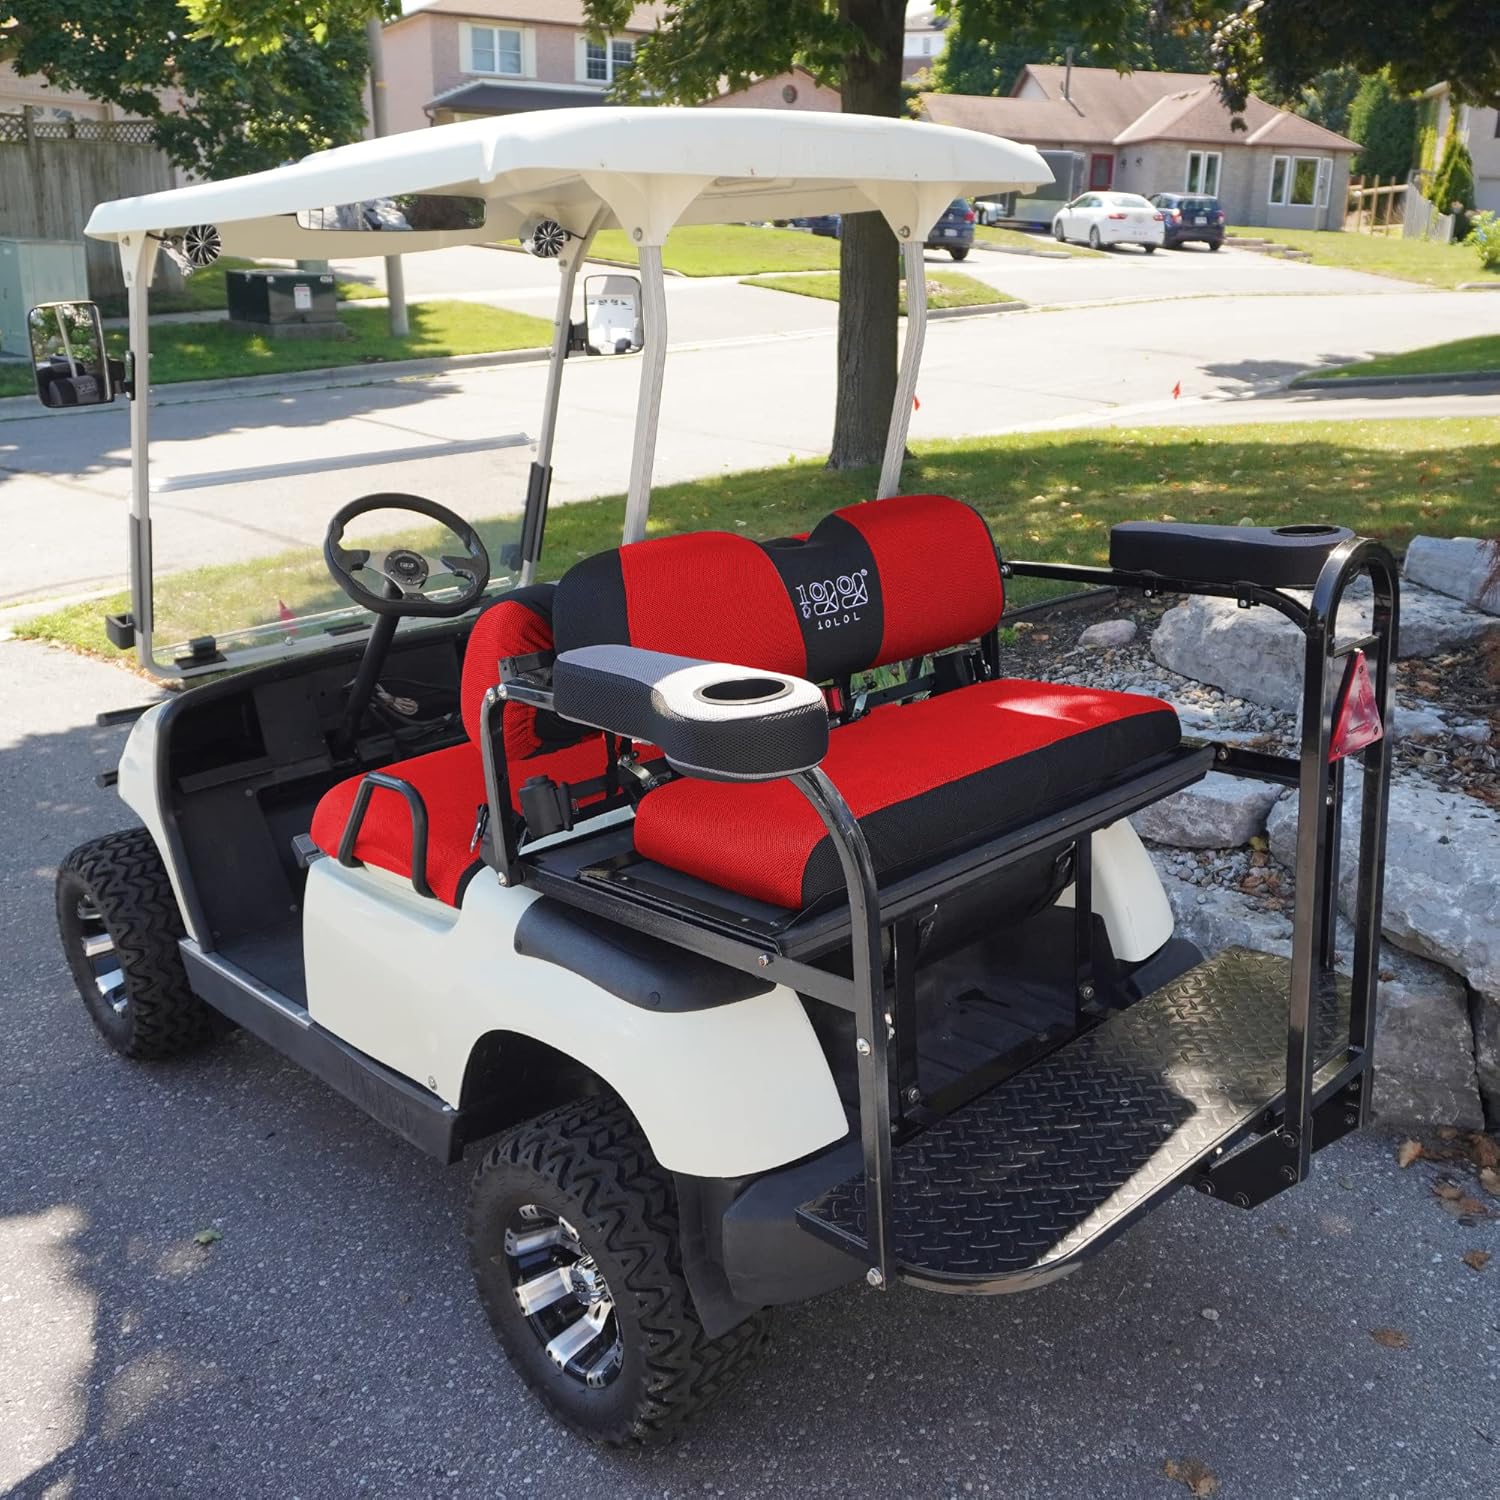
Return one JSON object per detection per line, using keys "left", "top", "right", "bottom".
{"left": 1457, "top": 281, "right": 1500, "bottom": 291}
{"left": 972, "top": 241, "right": 1073, "bottom": 261}
{"left": 927, "top": 300, "right": 1028, "bottom": 320}
{"left": 1293, "top": 368, "right": 1500, "bottom": 390}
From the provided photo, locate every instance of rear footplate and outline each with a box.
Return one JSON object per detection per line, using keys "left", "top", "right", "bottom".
{"left": 797, "top": 947, "right": 1353, "bottom": 1292}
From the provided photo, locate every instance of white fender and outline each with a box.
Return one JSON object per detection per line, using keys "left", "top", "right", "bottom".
{"left": 301, "top": 857, "right": 849, "bottom": 1179}
{"left": 1056, "top": 819, "right": 1174, "bottom": 963}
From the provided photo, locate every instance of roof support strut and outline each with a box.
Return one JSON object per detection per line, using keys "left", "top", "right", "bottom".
{"left": 623, "top": 243, "right": 668, "bottom": 545}
{"left": 877, "top": 239, "right": 928, "bottom": 500}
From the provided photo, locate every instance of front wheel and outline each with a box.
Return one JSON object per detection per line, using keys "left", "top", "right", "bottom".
{"left": 949, "top": 246, "right": 969, "bottom": 262}
{"left": 56, "top": 827, "right": 223, "bottom": 1059}
{"left": 1053, "top": 220, "right": 1066, "bottom": 242}
{"left": 468, "top": 1097, "right": 769, "bottom": 1446}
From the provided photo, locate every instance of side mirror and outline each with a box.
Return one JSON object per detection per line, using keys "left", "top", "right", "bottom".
{"left": 29, "top": 301, "right": 118, "bottom": 408}
{"left": 582, "top": 274, "right": 643, "bottom": 356}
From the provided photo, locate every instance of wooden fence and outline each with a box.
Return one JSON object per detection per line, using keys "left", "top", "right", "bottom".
{"left": 0, "top": 108, "right": 178, "bottom": 303}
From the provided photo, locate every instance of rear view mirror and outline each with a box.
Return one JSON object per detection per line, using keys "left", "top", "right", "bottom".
{"left": 582, "top": 275, "right": 643, "bottom": 356}
{"left": 29, "top": 301, "right": 116, "bottom": 408}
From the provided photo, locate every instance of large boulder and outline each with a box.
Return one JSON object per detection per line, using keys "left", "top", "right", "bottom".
{"left": 1404, "top": 536, "right": 1500, "bottom": 616}
{"left": 1151, "top": 583, "right": 1500, "bottom": 713}
{"left": 1152, "top": 862, "right": 1483, "bottom": 1127}
{"left": 1477, "top": 999, "right": 1500, "bottom": 1124}
{"left": 1266, "top": 768, "right": 1500, "bottom": 1003}
{"left": 1131, "top": 771, "right": 1280, "bottom": 848}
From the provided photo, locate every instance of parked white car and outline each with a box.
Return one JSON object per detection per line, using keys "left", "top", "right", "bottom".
{"left": 1052, "top": 191, "right": 1165, "bottom": 252}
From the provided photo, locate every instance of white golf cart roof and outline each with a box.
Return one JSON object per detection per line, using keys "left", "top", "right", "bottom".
{"left": 86, "top": 107, "right": 1050, "bottom": 679}
{"left": 86, "top": 106, "right": 1051, "bottom": 257}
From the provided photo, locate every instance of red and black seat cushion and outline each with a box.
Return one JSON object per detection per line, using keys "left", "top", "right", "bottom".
{"left": 554, "top": 494, "right": 1004, "bottom": 681}
{"left": 311, "top": 584, "right": 611, "bottom": 904}
{"left": 633, "top": 681, "right": 1181, "bottom": 910}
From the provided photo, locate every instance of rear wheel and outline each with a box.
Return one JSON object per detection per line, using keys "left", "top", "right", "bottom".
{"left": 949, "top": 246, "right": 969, "bottom": 262}
{"left": 1144, "top": 244, "right": 1157, "bottom": 254}
{"left": 1208, "top": 239, "right": 1222, "bottom": 251}
{"left": 56, "top": 828, "right": 222, "bottom": 1059}
{"left": 468, "top": 1096, "right": 769, "bottom": 1446}
{"left": 1088, "top": 226, "right": 1104, "bottom": 250}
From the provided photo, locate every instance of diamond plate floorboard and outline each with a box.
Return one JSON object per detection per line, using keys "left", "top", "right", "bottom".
{"left": 798, "top": 947, "right": 1351, "bottom": 1290}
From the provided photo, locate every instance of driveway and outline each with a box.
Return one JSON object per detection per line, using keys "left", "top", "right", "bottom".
{"left": 2, "top": 635, "right": 1497, "bottom": 1499}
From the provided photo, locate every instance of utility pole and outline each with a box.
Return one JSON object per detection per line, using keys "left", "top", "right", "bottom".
{"left": 365, "top": 15, "right": 410, "bottom": 337}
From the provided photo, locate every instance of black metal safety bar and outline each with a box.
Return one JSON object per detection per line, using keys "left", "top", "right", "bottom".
{"left": 336, "top": 770, "right": 434, "bottom": 900}
{"left": 1008, "top": 541, "right": 1400, "bottom": 1193}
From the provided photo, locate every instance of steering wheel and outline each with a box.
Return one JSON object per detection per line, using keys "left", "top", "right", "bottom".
{"left": 324, "top": 492, "right": 490, "bottom": 618}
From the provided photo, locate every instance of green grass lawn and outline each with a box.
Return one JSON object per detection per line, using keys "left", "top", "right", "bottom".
{"left": 1302, "top": 334, "right": 1500, "bottom": 381}
{"left": 1250, "top": 229, "right": 1500, "bottom": 289}
{"left": 19, "top": 416, "right": 1500, "bottom": 662}
{"left": 0, "top": 301, "right": 550, "bottom": 398}
{"left": 589, "top": 224, "right": 841, "bottom": 276}
{"left": 742, "top": 270, "right": 1016, "bottom": 311}
{"left": 975, "top": 224, "right": 1102, "bottom": 259}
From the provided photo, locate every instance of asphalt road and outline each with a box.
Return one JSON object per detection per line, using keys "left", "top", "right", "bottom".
{"left": 2, "top": 636, "right": 1498, "bottom": 1499}
{"left": 4, "top": 252, "right": 1499, "bottom": 608}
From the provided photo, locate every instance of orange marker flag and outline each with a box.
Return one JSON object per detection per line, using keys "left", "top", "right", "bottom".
{"left": 1171, "top": 381, "right": 1182, "bottom": 399}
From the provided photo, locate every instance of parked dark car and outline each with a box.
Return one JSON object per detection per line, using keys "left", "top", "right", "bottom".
{"left": 1148, "top": 193, "right": 1226, "bottom": 250}
{"left": 926, "top": 197, "right": 976, "bottom": 260}
{"left": 790, "top": 214, "right": 842, "bottom": 239}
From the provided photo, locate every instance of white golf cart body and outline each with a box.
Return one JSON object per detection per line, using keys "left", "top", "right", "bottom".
{"left": 56, "top": 106, "right": 1398, "bottom": 1389}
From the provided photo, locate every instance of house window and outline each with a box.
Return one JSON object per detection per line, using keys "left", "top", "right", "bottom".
{"left": 1185, "top": 150, "right": 1221, "bottom": 197}
{"left": 1270, "top": 155, "right": 1324, "bottom": 206}
{"left": 467, "top": 25, "right": 524, "bottom": 76}
{"left": 584, "top": 36, "right": 635, "bottom": 83}
{"left": 1089, "top": 153, "right": 1114, "bottom": 189}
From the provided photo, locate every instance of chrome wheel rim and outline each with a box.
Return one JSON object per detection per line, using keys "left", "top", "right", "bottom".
{"left": 74, "top": 898, "right": 128, "bottom": 1016}
{"left": 505, "top": 1205, "right": 623, "bottom": 1389}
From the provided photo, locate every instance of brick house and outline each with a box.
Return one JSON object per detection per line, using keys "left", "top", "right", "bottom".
{"left": 702, "top": 67, "right": 842, "bottom": 115}
{"left": 921, "top": 64, "right": 1358, "bottom": 231}
{"left": 381, "top": 0, "right": 662, "bottom": 135}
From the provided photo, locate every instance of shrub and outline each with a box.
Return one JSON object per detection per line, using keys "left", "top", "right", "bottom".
{"left": 1430, "top": 130, "right": 1476, "bottom": 237}
{"left": 1466, "top": 211, "right": 1500, "bottom": 270}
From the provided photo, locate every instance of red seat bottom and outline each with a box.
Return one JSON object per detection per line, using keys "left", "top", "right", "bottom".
{"left": 311, "top": 736, "right": 610, "bottom": 905}
{"left": 633, "top": 679, "right": 1181, "bottom": 909}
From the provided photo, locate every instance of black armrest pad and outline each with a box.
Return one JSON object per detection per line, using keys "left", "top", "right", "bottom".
{"left": 551, "top": 645, "right": 828, "bottom": 782}
{"left": 1110, "top": 521, "right": 1354, "bottom": 589}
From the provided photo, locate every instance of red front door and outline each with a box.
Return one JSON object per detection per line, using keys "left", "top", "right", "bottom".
{"left": 1089, "top": 154, "right": 1114, "bottom": 190}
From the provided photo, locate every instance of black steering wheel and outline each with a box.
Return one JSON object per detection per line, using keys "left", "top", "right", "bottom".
{"left": 324, "top": 492, "right": 490, "bottom": 618}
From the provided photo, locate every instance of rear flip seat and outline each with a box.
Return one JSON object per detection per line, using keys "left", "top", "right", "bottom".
{"left": 553, "top": 494, "right": 1180, "bottom": 909}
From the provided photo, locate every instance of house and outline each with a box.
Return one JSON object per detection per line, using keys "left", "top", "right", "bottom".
{"left": 920, "top": 64, "right": 1359, "bottom": 230}
{"left": 903, "top": 2, "right": 946, "bottom": 80}
{"left": 1420, "top": 83, "right": 1500, "bottom": 213}
{"left": 702, "top": 67, "right": 842, "bottom": 114}
{"left": 381, "top": 0, "right": 662, "bottom": 135}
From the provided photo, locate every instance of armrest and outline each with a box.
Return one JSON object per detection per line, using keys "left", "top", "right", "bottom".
{"left": 551, "top": 645, "right": 828, "bottom": 782}
{"left": 1110, "top": 521, "right": 1354, "bottom": 589}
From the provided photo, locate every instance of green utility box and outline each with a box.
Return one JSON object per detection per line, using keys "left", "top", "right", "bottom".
{"left": 0, "top": 238, "right": 89, "bottom": 358}
{"left": 225, "top": 268, "right": 344, "bottom": 339}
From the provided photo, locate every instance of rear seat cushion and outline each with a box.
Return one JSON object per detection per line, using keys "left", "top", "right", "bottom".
{"left": 554, "top": 494, "right": 1004, "bottom": 684}
{"left": 633, "top": 680, "right": 1180, "bottom": 909}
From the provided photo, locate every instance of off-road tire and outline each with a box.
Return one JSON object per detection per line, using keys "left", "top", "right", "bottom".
{"left": 56, "top": 828, "right": 221, "bottom": 1059}
{"left": 468, "top": 1096, "right": 769, "bottom": 1446}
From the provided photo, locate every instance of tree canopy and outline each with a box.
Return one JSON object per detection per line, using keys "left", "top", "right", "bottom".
{"left": 1347, "top": 72, "right": 1417, "bottom": 181}
{"left": 2, "top": 0, "right": 372, "bottom": 177}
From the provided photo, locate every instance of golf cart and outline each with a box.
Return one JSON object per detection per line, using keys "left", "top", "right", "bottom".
{"left": 39, "top": 107, "right": 1398, "bottom": 1446}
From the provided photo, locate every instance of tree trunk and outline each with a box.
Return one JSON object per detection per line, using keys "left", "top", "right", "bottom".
{"left": 829, "top": 0, "right": 906, "bottom": 471}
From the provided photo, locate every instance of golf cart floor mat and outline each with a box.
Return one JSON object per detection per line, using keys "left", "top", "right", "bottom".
{"left": 797, "top": 947, "right": 1351, "bottom": 1292}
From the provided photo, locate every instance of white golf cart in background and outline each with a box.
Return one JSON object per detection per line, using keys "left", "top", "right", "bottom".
{"left": 35, "top": 108, "right": 1398, "bottom": 1446}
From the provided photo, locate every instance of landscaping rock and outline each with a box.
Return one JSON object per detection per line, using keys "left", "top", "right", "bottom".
{"left": 1150, "top": 585, "right": 1500, "bottom": 713}
{"left": 1369, "top": 947, "right": 1485, "bottom": 1130}
{"left": 1153, "top": 860, "right": 1483, "bottom": 1127}
{"left": 1404, "top": 536, "right": 1500, "bottom": 616}
{"left": 1476, "top": 998, "right": 1500, "bottom": 1124}
{"left": 1266, "top": 768, "right": 1500, "bottom": 1003}
{"left": 1078, "top": 618, "right": 1137, "bottom": 649}
{"left": 1131, "top": 772, "right": 1280, "bottom": 848}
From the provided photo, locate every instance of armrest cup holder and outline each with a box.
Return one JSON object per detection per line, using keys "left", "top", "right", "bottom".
{"left": 1109, "top": 521, "right": 1355, "bottom": 589}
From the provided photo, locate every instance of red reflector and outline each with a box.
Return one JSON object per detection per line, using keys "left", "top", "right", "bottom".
{"left": 1330, "top": 650, "right": 1382, "bottom": 761}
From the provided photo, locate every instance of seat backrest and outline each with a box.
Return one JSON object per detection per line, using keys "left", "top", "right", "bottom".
{"left": 554, "top": 494, "right": 1004, "bottom": 682}
{"left": 461, "top": 584, "right": 610, "bottom": 805}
